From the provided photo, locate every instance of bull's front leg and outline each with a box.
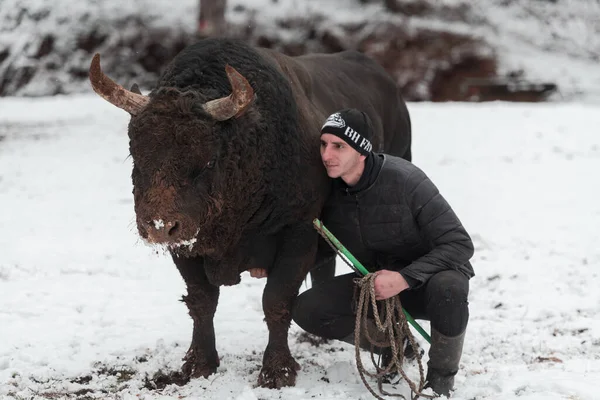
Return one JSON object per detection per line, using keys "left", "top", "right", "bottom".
{"left": 172, "top": 254, "right": 220, "bottom": 380}
{"left": 257, "top": 223, "right": 317, "bottom": 388}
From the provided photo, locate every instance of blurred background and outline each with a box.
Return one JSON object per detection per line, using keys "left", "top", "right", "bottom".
{"left": 1, "top": 0, "right": 599, "bottom": 102}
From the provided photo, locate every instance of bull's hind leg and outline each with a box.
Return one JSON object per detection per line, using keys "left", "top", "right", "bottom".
{"left": 172, "top": 254, "right": 220, "bottom": 380}
{"left": 258, "top": 223, "right": 317, "bottom": 388}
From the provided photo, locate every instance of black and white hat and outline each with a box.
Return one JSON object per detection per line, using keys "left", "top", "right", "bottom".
{"left": 321, "top": 108, "right": 373, "bottom": 156}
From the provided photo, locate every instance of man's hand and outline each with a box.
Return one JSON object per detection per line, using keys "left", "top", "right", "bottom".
{"left": 248, "top": 268, "right": 268, "bottom": 279}
{"left": 373, "top": 270, "right": 409, "bottom": 300}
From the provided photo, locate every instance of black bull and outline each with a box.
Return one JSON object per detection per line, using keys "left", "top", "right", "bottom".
{"left": 89, "top": 38, "right": 411, "bottom": 389}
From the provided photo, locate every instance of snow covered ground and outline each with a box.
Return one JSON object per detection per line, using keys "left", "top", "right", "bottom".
{"left": 0, "top": 96, "right": 599, "bottom": 399}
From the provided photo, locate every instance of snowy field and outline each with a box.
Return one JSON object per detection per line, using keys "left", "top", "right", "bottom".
{"left": 0, "top": 96, "right": 599, "bottom": 399}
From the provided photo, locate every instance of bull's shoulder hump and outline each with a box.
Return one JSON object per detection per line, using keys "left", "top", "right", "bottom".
{"left": 256, "top": 48, "right": 303, "bottom": 71}
{"left": 257, "top": 47, "right": 313, "bottom": 89}
{"left": 297, "top": 50, "right": 378, "bottom": 67}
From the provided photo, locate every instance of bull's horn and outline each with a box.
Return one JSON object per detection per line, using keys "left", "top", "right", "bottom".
{"left": 89, "top": 54, "right": 150, "bottom": 116}
{"left": 203, "top": 65, "right": 255, "bottom": 121}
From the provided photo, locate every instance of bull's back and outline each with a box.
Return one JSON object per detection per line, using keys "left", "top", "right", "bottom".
{"left": 293, "top": 50, "right": 411, "bottom": 160}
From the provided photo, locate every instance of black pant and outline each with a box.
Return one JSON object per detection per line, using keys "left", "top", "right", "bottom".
{"left": 292, "top": 270, "right": 469, "bottom": 339}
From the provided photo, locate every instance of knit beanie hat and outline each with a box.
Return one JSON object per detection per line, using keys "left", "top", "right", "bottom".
{"left": 320, "top": 108, "right": 373, "bottom": 156}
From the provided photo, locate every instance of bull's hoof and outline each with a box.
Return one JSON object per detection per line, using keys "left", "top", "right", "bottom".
{"left": 181, "top": 349, "right": 219, "bottom": 379}
{"left": 182, "top": 360, "right": 218, "bottom": 379}
{"left": 257, "top": 358, "right": 300, "bottom": 389}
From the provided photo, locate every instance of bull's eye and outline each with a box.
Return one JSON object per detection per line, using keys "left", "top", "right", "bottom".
{"left": 206, "top": 160, "right": 215, "bottom": 169}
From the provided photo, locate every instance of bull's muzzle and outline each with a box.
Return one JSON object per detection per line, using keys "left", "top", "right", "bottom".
{"left": 140, "top": 219, "right": 181, "bottom": 243}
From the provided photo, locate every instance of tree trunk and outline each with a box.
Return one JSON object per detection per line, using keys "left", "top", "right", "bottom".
{"left": 198, "top": 0, "right": 227, "bottom": 36}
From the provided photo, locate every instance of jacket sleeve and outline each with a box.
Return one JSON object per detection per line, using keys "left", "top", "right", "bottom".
{"left": 398, "top": 168, "right": 474, "bottom": 288}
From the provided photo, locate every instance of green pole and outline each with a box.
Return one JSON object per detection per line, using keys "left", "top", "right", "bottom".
{"left": 313, "top": 218, "right": 431, "bottom": 344}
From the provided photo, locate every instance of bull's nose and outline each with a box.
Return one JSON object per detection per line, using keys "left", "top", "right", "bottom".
{"left": 142, "top": 219, "right": 181, "bottom": 243}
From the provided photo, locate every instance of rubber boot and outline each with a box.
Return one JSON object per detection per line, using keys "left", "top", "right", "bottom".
{"left": 424, "top": 329, "right": 465, "bottom": 397}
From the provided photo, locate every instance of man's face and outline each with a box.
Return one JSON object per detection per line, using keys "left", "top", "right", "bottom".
{"left": 320, "top": 133, "right": 364, "bottom": 180}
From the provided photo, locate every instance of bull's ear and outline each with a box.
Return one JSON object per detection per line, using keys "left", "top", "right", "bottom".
{"left": 130, "top": 83, "right": 142, "bottom": 94}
